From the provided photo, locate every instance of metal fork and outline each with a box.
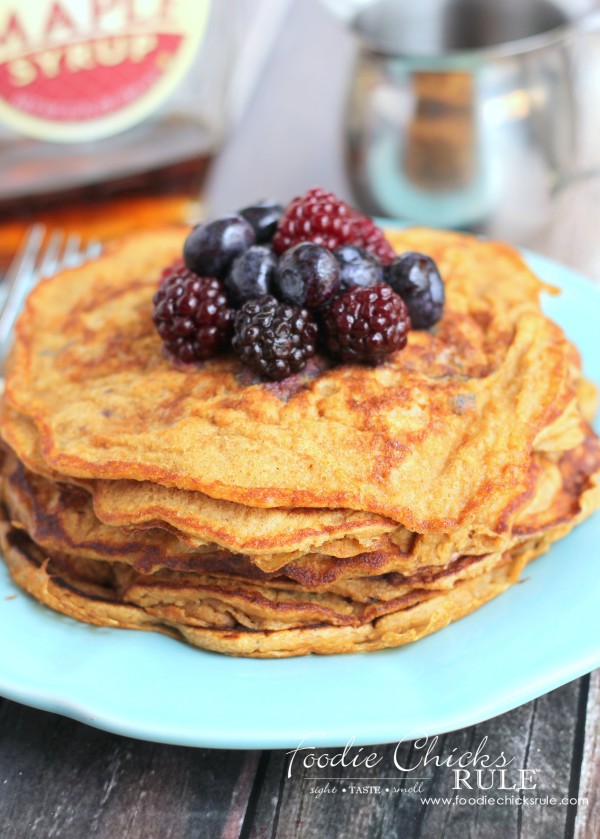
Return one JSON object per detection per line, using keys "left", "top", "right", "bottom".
{"left": 0, "top": 225, "right": 102, "bottom": 368}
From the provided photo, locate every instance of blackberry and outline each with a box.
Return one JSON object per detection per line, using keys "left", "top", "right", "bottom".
{"left": 333, "top": 244, "right": 383, "bottom": 290}
{"left": 232, "top": 296, "right": 318, "bottom": 381}
{"left": 275, "top": 242, "right": 340, "bottom": 309}
{"left": 324, "top": 283, "right": 411, "bottom": 364}
{"left": 153, "top": 267, "right": 233, "bottom": 363}
{"left": 160, "top": 258, "right": 185, "bottom": 283}
{"left": 385, "top": 252, "right": 445, "bottom": 329}
{"left": 239, "top": 200, "right": 284, "bottom": 243}
{"left": 225, "top": 245, "right": 277, "bottom": 307}
{"left": 183, "top": 214, "right": 255, "bottom": 279}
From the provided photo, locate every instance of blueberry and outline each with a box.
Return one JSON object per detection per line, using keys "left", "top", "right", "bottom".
{"left": 275, "top": 243, "right": 340, "bottom": 310}
{"left": 333, "top": 244, "right": 383, "bottom": 290}
{"left": 183, "top": 214, "right": 255, "bottom": 279}
{"left": 225, "top": 246, "right": 277, "bottom": 307}
{"left": 239, "top": 200, "right": 284, "bottom": 244}
{"left": 385, "top": 252, "right": 445, "bottom": 329}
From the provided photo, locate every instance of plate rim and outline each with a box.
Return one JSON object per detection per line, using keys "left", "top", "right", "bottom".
{"left": 1, "top": 242, "right": 599, "bottom": 749}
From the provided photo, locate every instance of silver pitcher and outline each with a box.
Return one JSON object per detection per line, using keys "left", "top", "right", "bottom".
{"left": 329, "top": 0, "right": 600, "bottom": 242}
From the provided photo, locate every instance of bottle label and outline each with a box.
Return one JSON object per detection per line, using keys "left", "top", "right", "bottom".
{"left": 0, "top": 0, "right": 210, "bottom": 142}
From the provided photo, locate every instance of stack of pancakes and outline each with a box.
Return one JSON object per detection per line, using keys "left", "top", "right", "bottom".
{"left": 1, "top": 227, "right": 598, "bottom": 657}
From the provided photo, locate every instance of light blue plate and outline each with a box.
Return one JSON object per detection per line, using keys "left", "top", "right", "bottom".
{"left": 0, "top": 250, "right": 599, "bottom": 749}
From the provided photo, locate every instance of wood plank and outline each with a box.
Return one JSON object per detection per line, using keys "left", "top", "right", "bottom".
{"left": 0, "top": 700, "right": 258, "bottom": 839}
{"left": 245, "top": 678, "right": 585, "bottom": 839}
{"left": 574, "top": 670, "right": 600, "bottom": 839}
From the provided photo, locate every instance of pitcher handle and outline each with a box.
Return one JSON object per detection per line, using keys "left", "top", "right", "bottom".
{"left": 557, "top": 9, "right": 600, "bottom": 189}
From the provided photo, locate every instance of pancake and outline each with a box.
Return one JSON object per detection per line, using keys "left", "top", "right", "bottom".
{"left": 4, "top": 227, "right": 579, "bottom": 530}
{"left": 3, "top": 422, "right": 598, "bottom": 588}
{"left": 0, "top": 371, "right": 589, "bottom": 569}
{"left": 0, "top": 451, "right": 222, "bottom": 572}
{"left": 0, "top": 511, "right": 583, "bottom": 656}
{"left": 1, "top": 224, "right": 599, "bottom": 657}
{"left": 0, "top": 405, "right": 397, "bottom": 559}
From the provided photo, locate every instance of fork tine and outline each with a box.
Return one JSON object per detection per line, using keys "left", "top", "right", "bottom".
{"left": 62, "top": 233, "right": 83, "bottom": 269}
{"left": 37, "top": 229, "right": 65, "bottom": 280}
{"left": 0, "top": 224, "right": 46, "bottom": 315}
{"left": 86, "top": 240, "right": 103, "bottom": 261}
{"left": 0, "top": 225, "right": 46, "bottom": 347}
{"left": 0, "top": 227, "right": 103, "bottom": 370}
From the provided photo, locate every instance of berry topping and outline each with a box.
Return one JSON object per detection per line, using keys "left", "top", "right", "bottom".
{"left": 385, "top": 252, "right": 445, "bottom": 329}
{"left": 183, "top": 214, "right": 255, "bottom": 279}
{"left": 334, "top": 244, "right": 383, "bottom": 290}
{"left": 153, "top": 267, "right": 233, "bottom": 363}
{"left": 239, "top": 200, "right": 284, "bottom": 243}
{"left": 324, "top": 283, "right": 411, "bottom": 364}
{"left": 225, "top": 245, "right": 277, "bottom": 307}
{"left": 160, "top": 258, "right": 185, "bottom": 283}
{"left": 275, "top": 242, "right": 340, "bottom": 309}
{"left": 232, "top": 296, "right": 318, "bottom": 381}
{"left": 272, "top": 187, "right": 396, "bottom": 264}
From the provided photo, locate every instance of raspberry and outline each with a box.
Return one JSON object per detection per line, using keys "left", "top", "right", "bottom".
{"left": 232, "top": 296, "right": 318, "bottom": 381}
{"left": 324, "top": 283, "right": 411, "bottom": 364}
{"left": 272, "top": 187, "right": 396, "bottom": 264}
{"left": 358, "top": 223, "right": 398, "bottom": 265}
{"left": 153, "top": 267, "right": 233, "bottom": 363}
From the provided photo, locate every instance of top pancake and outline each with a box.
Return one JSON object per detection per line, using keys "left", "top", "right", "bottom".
{"left": 4, "top": 226, "right": 578, "bottom": 528}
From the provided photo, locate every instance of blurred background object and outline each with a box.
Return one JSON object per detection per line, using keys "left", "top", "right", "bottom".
{"left": 0, "top": 0, "right": 291, "bottom": 271}
{"left": 321, "top": 0, "right": 600, "bottom": 243}
{"left": 3, "top": 0, "right": 600, "bottom": 273}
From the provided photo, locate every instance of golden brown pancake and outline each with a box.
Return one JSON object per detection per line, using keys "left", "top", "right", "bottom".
{"left": 1, "top": 225, "right": 598, "bottom": 656}
{"left": 0, "top": 510, "right": 586, "bottom": 656}
{"left": 0, "top": 337, "right": 589, "bottom": 570}
{"left": 0, "top": 405, "right": 397, "bottom": 559}
{"left": 2, "top": 420, "right": 598, "bottom": 589}
{"left": 4, "top": 227, "right": 579, "bottom": 529}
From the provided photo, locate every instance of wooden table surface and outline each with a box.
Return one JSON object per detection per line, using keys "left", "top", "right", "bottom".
{"left": 1, "top": 2, "right": 599, "bottom": 837}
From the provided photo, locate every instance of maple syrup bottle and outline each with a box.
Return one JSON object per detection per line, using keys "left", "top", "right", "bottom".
{"left": 0, "top": 0, "right": 245, "bottom": 268}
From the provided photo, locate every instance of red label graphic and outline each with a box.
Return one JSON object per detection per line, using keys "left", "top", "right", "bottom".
{"left": 0, "top": 2, "right": 210, "bottom": 141}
